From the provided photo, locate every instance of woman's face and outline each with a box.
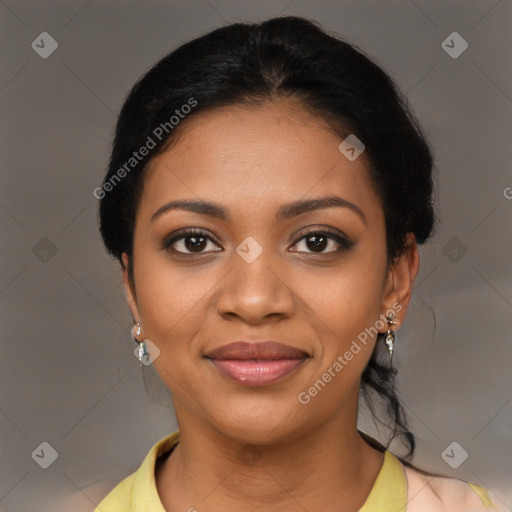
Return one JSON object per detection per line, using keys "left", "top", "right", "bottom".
{"left": 122, "top": 99, "right": 418, "bottom": 445}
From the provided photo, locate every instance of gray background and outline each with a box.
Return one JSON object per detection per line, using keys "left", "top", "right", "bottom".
{"left": 0, "top": 1, "right": 511, "bottom": 511}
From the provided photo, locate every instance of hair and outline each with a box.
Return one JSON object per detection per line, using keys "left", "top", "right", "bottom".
{"left": 98, "top": 15, "right": 437, "bottom": 460}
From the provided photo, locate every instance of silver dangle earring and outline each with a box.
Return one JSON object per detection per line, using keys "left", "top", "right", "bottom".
{"left": 131, "top": 320, "right": 148, "bottom": 367}
{"left": 385, "top": 312, "right": 399, "bottom": 373}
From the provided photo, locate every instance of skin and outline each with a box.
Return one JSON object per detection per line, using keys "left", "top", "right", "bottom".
{"left": 121, "top": 98, "right": 420, "bottom": 512}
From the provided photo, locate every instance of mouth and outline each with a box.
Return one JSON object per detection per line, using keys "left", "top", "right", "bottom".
{"left": 204, "top": 341, "right": 309, "bottom": 387}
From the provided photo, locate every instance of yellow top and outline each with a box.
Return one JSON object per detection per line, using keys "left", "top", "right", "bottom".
{"left": 94, "top": 430, "right": 504, "bottom": 511}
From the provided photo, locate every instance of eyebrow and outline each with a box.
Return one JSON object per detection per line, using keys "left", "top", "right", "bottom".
{"left": 151, "top": 195, "right": 367, "bottom": 226}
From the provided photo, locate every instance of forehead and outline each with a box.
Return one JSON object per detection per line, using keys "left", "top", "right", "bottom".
{"left": 139, "top": 100, "right": 381, "bottom": 223}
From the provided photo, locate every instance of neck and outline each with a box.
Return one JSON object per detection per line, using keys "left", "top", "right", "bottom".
{"left": 156, "top": 405, "right": 385, "bottom": 512}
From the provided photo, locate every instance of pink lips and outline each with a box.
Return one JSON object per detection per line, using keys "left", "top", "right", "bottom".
{"left": 205, "top": 341, "right": 308, "bottom": 387}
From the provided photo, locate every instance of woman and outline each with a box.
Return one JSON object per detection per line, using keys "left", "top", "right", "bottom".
{"left": 94, "top": 16, "right": 507, "bottom": 511}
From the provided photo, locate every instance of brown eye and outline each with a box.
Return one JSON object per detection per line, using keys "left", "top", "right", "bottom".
{"left": 290, "top": 229, "right": 353, "bottom": 254}
{"left": 163, "top": 229, "right": 222, "bottom": 255}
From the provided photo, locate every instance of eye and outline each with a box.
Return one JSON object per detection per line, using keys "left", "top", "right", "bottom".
{"left": 163, "top": 229, "right": 221, "bottom": 255}
{"left": 163, "top": 227, "right": 353, "bottom": 257}
{"left": 290, "top": 228, "right": 353, "bottom": 254}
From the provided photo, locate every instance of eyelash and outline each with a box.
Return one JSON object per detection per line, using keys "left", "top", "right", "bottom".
{"left": 162, "top": 227, "right": 354, "bottom": 256}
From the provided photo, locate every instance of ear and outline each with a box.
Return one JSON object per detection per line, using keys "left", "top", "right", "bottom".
{"left": 380, "top": 233, "right": 420, "bottom": 332}
{"left": 121, "top": 253, "right": 141, "bottom": 324}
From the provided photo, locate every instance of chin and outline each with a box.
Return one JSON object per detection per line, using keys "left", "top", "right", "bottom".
{"left": 209, "top": 398, "right": 305, "bottom": 446}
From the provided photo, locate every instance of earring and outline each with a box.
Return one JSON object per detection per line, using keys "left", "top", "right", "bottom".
{"left": 131, "top": 321, "right": 148, "bottom": 367}
{"left": 385, "top": 312, "right": 399, "bottom": 372}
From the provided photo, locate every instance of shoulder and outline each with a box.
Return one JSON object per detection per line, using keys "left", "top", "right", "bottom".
{"left": 93, "top": 430, "right": 180, "bottom": 512}
{"left": 403, "top": 463, "right": 510, "bottom": 512}
{"left": 56, "top": 475, "right": 132, "bottom": 512}
{"left": 93, "top": 472, "right": 137, "bottom": 512}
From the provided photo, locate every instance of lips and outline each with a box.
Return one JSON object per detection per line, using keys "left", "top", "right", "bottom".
{"left": 205, "top": 341, "right": 309, "bottom": 386}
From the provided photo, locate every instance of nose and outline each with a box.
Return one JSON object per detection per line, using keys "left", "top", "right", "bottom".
{"left": 215, "top": 246, "right": 296, "bottom": 325}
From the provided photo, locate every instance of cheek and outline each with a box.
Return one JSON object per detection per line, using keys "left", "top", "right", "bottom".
{"left": 305, "top": 256, "right": 386, "bottom": 366}
{"left": 309, "top": 258, "right": 385, "bottom": 326}
{"left": 298, "top": 269, "right": 384, "bottom": 410}
{"left": 133, "top": 251, "right": 211, "bottom": 353}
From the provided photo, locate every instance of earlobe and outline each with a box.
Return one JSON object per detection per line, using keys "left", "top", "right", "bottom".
{"left": 381, "top": 233, "right": 420, "bottom": 329}
{"left": 121, "top": 253, "right": 141, "bottom": 323}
